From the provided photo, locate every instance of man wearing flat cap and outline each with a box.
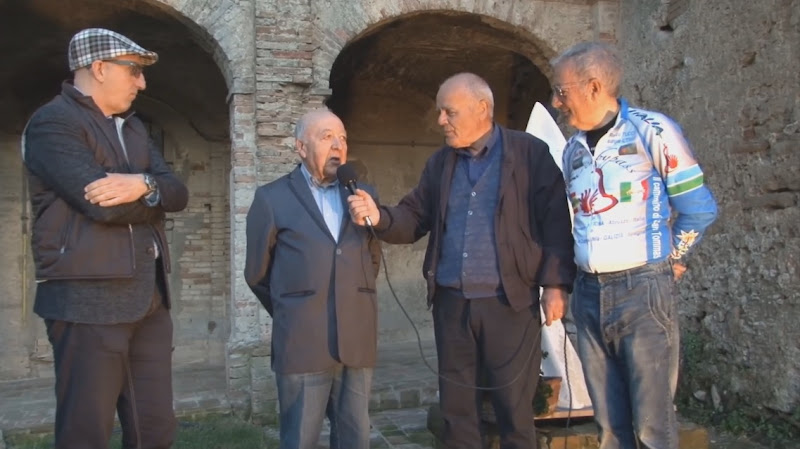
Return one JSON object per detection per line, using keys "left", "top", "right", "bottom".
{"left": 22, "top": 28, "right": 188, "bottom": 448}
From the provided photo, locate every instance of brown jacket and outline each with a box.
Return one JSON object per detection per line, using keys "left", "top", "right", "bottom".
{"left": 375, "top": 126, "right": 576, "bottom": 311}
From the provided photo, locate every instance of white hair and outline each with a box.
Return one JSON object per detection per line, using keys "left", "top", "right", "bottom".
{"left": 551, "top": 41, "right": 623, "bottom": 97}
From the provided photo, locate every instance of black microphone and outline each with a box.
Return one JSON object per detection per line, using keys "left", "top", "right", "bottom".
{"left": 336, "top": 163, "right": 373, "bottom": 227}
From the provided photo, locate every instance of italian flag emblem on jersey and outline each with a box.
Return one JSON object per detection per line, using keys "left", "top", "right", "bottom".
{"left": 620, "top": 179, "right": 649, "bottom": 202}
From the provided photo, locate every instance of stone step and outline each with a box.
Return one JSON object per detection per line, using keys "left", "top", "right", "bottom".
{"left": 369, "top": 340, "right": 440, "bottom": 412}
{"left": 369, "top": 374, "right": 439, "bottom": 412}
{"left": 427, "top": 404, "right": 710, "bottom": 449}
{"left": 0, "top": 367, "right": 230, "bottom": 436}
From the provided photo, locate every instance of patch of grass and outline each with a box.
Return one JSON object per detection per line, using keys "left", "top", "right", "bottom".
{"left": 5, "top": 432, "right": 54, "bottom": 449}
{"left": 406, "top": 429, "right": 436, "bottom": 446}
{"left": 173, "top": 414, "right": 268, "bottom": 449}
{"left": 5, "top": 414, "right": 270, "bottom": 449}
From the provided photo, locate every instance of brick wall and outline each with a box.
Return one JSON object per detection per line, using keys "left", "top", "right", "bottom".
{"left": 228, "top": 0, "right": 608, "bottom": 418}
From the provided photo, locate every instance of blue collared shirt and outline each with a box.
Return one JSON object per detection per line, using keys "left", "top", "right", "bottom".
{"left": 300, "top": 164, "right": 344, "bottom": 242}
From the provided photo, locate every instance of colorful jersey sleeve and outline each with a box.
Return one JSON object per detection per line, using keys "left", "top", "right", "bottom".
{"left": 635, "top": 111, "right": 718, "bottom": 261}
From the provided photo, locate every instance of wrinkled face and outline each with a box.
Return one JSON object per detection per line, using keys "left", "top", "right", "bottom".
{"left": 551, "top": 62, "right": 595, "bottom": 131}
{"left": 436, "top": 83, "right": 491, "bottom": 148}
{"left": 93, "top": 54, "right": 147, "bottom": 116}
{"left": 297, "top": 112, "right": 348, "bottom": 183}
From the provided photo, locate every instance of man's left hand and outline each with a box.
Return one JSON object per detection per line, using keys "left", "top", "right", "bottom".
{"left": 85, "top": 173, "right": 148, "bottom": 207}
{"left": 541, "top": 286, "right": 568, "bottom": 326}
{"left": 672, "top": 261, "right": 687, "bottom": 281}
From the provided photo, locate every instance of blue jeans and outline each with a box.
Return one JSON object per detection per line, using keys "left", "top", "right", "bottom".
{"left": 275, "top": 365, "right": 372, "bottom": 449}
{"left": 572, "top": 261, "right": 679, "bottom": 449}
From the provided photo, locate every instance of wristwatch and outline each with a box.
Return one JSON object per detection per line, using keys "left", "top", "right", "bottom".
{"left": 143, "top": 173, "right": 157, "bottom": 195}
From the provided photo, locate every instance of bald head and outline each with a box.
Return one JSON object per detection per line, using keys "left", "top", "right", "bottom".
{"left": 295, "top": 108, "right": 338, "bottom": 141}
{"left": 436, "top": 73, "right": 494, "bottom": 149}
{"left": 439, "top": 73, "right": 495, "bottom": 118}
{"left": 294, "top": 108, "right": 348, "bottom": 183}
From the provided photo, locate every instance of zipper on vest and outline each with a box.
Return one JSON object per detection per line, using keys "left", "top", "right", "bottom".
{"left": 59, "top": 211, "right": 76, "bottom": 254}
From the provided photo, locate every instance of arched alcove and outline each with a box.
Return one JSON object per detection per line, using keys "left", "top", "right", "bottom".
{"left": 326, "top": 12, "right": 554, "bottom": 343}
{"left": 0, "top": 0, "right": 231, "bottom": 381}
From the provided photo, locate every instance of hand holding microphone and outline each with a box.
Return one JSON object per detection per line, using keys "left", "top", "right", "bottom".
{"left": 337, "top": 163, "right": 379, "bottom": 228}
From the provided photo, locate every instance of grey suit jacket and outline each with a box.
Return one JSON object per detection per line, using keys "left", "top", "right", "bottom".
{"left": 244, "top": 165, "right": 381, "bottom": 374}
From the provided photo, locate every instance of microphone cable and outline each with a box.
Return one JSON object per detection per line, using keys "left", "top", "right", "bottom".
{"left": 362, "top": 217, "right": 577, "bottom": 449}
{"left": 563, "top": 313, "right": 572, "bottom": 449}
{"left": 365, "top": 224, "right": 541, "bottom": 391}
{"left": 343, "top": 159, "right": 579, "bottom": 441}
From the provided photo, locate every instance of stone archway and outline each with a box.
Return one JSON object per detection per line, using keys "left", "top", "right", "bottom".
{"left": 289, "top": 2, "right": 617, "bottom": 350}
{"left": 0, "top": 0, "right": 233, "bottom": 384}
{"left": 323, "top": 11, "right": 559, "bottom": 343}
{"left": 311, "top": 0, "right": 619, "bottom": 94}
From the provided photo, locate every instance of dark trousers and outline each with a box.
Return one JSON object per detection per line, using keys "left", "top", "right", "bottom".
{"left": 45, "top": 266, "right": 176, "bottom": 449}
{"left": 433, "top": 288, "right": 542, "bottom": 449}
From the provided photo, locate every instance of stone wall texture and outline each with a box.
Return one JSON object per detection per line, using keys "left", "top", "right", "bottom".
{"left": 619, "top": 0, "right": 800, "bottom": 413}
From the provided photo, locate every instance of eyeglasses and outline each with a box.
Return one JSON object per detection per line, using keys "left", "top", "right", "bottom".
{"left": 552, "top": 80, "right": 588, "bottom": 100}
{"left": 102, "top": 59, "right": 145, "bottom": 78}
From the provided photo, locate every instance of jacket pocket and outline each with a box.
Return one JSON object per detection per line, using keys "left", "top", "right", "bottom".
{"left": 33, "top": 200, "right": 136, "bottom": 280}
{"left": 646, "top": 274, "right": 677, "bottom": 334}
{"left": 512, "top": 223, "right": 540, "bottom": 286}
{"left": 279, "top": 290, "right": 315, "bottom": 298}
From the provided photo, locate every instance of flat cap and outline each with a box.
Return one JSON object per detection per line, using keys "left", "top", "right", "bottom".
{"left": 68, "top": 28, "right": 158, "bottom": 71}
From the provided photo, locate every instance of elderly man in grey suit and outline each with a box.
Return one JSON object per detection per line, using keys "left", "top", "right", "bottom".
{"left": 245, "top": 108, "right": 381, "bottom": 449}
{"left": 23, "top": 29, "right": 188, "bottom": 448}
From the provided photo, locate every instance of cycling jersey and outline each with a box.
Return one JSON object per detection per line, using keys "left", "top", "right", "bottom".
{"left": 562, "top": 99, "right": 718, "bottom": 273}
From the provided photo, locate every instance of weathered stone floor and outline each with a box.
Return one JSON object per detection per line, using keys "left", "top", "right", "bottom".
{"left": 1, "top": 339, "right": 781, "bottom": 448}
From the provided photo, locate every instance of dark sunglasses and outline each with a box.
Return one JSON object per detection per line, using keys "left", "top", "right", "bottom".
{"left": 102, "top": 59, "right": 145, "bottom": 78}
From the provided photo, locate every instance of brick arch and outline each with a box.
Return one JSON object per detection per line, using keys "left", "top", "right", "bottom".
{"left": 151, "top": 0, "right": 255, "bottom": 94}
{"left": 311, "top": 0, "right": 614, "bottom": 93}
{"left": 145, "top": 1, "right": 261, "bottom": 366}
{"left": 0, "top": 0, "right": 250, "bottom": 388}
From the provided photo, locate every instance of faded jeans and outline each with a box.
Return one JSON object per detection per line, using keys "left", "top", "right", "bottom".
{"left": 572, "top": 260, "right": 679, "bottom": 449}
{"left": 275, "top": 365, "right": 373, "bottom": 449}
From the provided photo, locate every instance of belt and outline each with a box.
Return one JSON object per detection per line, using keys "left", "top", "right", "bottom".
{"left": 579, "top": 259, "right": 673, "bottom": 283}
